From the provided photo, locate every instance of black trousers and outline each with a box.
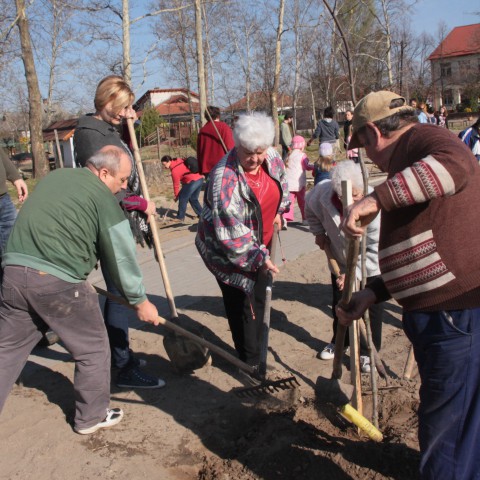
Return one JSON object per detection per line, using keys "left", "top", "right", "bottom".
{"left": 330, "top": 273, "right": 384, "bottom": 352}
{"left": 217, "top": 273, "right": 268, "bottom": 366}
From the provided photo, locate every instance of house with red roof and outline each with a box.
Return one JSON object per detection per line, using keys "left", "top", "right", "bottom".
{"left": 134, "top": 88, "right": 200, "bottom": 122}
{"left": 428, "top": 23, "right": 480, "bottom": 110}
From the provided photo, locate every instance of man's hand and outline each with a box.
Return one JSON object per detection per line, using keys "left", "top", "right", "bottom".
{"left": 145, "top": 200, "right": 157, "bottom": 216}
{"left": 135, "top": 299, "right": 160, "bottom": 325}
{"left": 335, "top": 289, "right": 377, "bottom": 327}
{"left": 13, "top": 179, "right": 28, "bottom": 203}
{"left": 307, "top": 139, "right": 313, "bottom": 147}
{"left": 341, "top": 193, "right": 380, "bottom": 237}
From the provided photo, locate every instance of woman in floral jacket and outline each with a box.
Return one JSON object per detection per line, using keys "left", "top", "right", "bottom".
{"left": 196, "top": 112, "right": 289, "bottom": 368}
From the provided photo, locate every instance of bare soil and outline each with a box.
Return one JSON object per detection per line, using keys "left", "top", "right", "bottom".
{"left": 0, "top": 244, "right": 420, "bottom": 480}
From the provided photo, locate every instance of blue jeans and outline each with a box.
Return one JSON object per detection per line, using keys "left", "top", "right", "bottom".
{"left": 177, "top": 178, "right": 204, "bottom": 220}
{"left": 403, "top": 308, "right": 480, "bottom": 480}
{"left": 101, "top": 263, "right": 132, "bottom": 370}
{"left": 0, "top": 194, "right": 17, "bottom": 257}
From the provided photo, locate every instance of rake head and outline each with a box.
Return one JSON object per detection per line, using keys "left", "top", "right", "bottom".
{"left": 233, "top": 375, "right": 300, "bottom": 398}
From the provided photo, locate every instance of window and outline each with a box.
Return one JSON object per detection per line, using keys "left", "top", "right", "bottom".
{"left": 440, "top": 63, "right": 451, "bottom": 78}
{"left": 443, "top": 89, "right": 453, "bottom": 106}
{"left": 458, "top": 60, "right": 472, "bottom": 77}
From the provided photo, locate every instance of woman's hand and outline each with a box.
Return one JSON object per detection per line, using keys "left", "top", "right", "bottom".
{"left": 273, "top": 214, "right": 282, "bottom": 232}
{"left": 262, "top": 258, "right": 279, "bottom": 275}
{"left": 145, "top": 200, "right": 157, "bottom": 216}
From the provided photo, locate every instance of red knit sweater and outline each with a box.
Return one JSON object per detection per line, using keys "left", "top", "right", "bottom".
{"left": 371, "top": 124, "right": 480, "bottom": 311}
{"left": 197, "top": 121, "right": 234, "bottom": 174}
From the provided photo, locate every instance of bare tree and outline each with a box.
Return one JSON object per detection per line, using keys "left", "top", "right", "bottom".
{"left": 194, "top": 0, "right": 206, "bottom": 126}
{"left": 16, "top": 0, "right": 48, "bottom": 177}
{"left": 270, "top": 0, "right": 285, "bottom": 144}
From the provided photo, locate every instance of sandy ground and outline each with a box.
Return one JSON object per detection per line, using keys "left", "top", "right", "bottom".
{"left": 0, "top": 239, "right": 420, "bottom": 480}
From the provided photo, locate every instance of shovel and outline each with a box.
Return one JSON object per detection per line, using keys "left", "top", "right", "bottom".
{"left": 94, "top": 286, "right": 298, "bottom": 395}
{"left": 126, "top": 118, "right": 210, "bottom": 372}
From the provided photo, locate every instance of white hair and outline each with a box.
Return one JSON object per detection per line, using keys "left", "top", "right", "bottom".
{"left": 330, "top": 160, "right": 365, "bottom": 195}
{"left": 233, "top": 112, "right": 275, "bottom": 151}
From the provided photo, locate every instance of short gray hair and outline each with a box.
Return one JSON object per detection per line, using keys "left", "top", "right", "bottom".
{"left": 86, "top": 145, "right": 127, "bottom": 175}
{"left": 233, "top": 112, "right": 275, "bottom": 151}
{"left": 331, "top": 160, "right": 365, "bottom": 195}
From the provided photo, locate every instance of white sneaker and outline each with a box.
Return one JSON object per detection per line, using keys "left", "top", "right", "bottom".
{"left": 360, "top": 355, "right": 371, "bottom": 373}
{"left": 74, "top": 408, "right": 124, "bottom": 435}
{"left": 318, "top": 343, "right": 335, "bottom": 360}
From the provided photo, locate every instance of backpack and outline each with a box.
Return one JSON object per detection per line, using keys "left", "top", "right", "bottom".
{"left": 183, "top": 156, "right": 199, "bottom": 174}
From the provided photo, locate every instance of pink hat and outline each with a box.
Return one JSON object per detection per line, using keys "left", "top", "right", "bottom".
{"left": 319, "top": 142, "right": 333, "bottom": 157}
{"left": 291, "top": 135, "right": 305, "bottom": 150}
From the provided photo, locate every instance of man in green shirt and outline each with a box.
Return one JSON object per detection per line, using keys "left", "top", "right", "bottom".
{"left": 0, "top": 145, "right": 160, "bottom": 435}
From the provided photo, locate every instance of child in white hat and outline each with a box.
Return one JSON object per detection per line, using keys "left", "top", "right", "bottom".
{"left": 283, "top": 135, "right": 313, "bottom": 226}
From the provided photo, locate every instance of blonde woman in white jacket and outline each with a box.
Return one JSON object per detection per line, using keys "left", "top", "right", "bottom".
{"left": 305, "top": 160, "right": 384, "bottom": 373}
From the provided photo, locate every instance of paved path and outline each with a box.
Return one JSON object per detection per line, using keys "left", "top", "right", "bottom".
{"left": 26, "top": 204, "right": 318, "bottom": 372}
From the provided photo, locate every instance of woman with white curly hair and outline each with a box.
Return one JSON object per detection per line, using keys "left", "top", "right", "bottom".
{"left": 196, "top": 112, "right": 290, "bottom": 368}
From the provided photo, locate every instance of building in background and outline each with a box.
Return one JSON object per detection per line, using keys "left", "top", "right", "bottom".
{"left": 428, "top": 23, "right": 480, "bottom": 111}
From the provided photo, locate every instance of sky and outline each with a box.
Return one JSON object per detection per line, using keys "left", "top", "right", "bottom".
{"left": 410, "top": 0, "right": 477, "bottom": 34}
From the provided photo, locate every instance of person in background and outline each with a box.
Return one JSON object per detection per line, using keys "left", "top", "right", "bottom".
{"left": 74, "top": 75, "right": 164, "bottom": 390}
{"left": 0, "top": 148, "right": 28, "bottom": 262}
{"left": 343, "top": 110, "right": 353, "bottom": 151}
{"left": 0, "top": 146, "right": 161, "bottom": 435}
{"left": 344, "top": 111, "right": 359, "bottom": 163}
{"left": 410, "top": 98, "right": 428, "bottom": 123}
{"left": 195, "top": 112, "right": 289, "bottom": 369}
{"left": 313, "top": 142, "right": 336, "bottom": 185}
{"left": 280, "top": 111, "right": 294, "bottom": 161}
{"left": 160, "top": 155, "right": 204, "bottom": 223}
{"left": 197, "top": 106, "right": 234, "bottom": 178}
{"left": 283, "top": 135, "right": 313, "bottom": 227}
{"left": 305, "top": 160, "right": 384, "bottom": 372}
{"left": 437, "top": 106, "right": 448, "bottom": 128}
{"left": 338, "top": 90, "right": 480, "bottom": 479}
{"left": 459, "top": 117, "right": 480, "bottom": 162}
{"left": 307, "top": 106, "right": 339, "bottom": 154}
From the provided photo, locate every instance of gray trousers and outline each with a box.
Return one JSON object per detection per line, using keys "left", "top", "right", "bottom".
{"left": 0, "top": 266, "right": 111, "bottom": 430}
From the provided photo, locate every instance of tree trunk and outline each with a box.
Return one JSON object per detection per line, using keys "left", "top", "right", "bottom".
{"left": 194, "top": 0, "right": 207, "bottom": 126}
{"left": 122, "top": 0, "right": 131, "bottom": 84}
{"left": 16, "top": 0, "right": 48, "bottom": 178}
{"left": 270, "top": 0, "right": 285, "bottom": 146}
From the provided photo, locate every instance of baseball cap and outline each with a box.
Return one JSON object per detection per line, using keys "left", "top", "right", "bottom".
{"left": 349, "top": 91, "right": 414, "bottom": 149}
{"left": 319, "top": 142, "right": 333, "bottom": 157}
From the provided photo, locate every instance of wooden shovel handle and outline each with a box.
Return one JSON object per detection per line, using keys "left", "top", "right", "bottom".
{"left": 126, "top": 117, "right": 178, "bottom": 318}
{"left": 93, "top": 286, "right": 256, "bottom": 375}
{"left": 332, "top": 180, "right": 360, "bottom": 380}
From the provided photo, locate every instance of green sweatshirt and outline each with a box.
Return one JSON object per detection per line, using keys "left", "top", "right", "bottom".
{"left": 3, "top": 168, "right": 146, "bottom": 305}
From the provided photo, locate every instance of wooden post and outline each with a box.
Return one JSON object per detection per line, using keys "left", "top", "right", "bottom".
{"left": 53, "top": 129, "right": 64, "bottom": 168}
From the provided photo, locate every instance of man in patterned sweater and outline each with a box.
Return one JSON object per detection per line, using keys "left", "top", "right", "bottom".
{"left": 337, "top": 91, "right": 480, "bottom": 480}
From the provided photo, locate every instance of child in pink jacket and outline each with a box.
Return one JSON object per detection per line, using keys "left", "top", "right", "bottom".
{"left": 283, "top": 135, "right": 313, "bottom": 226}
